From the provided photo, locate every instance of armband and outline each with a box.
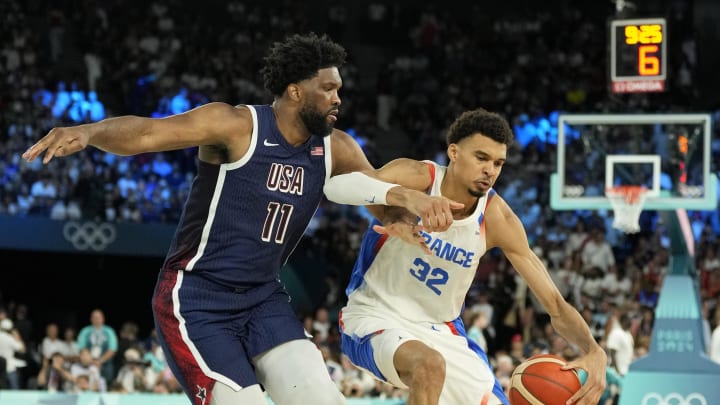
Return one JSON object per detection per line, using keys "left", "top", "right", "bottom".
{"left": 323, "top": 172, "right": 399, "bottom": 205}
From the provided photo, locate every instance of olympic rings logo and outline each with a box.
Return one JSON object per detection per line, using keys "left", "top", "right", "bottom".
{"left": 563, "top": 185, "right": 585, "bottom": 197}
{"left": 678, "top": 184, "right": 704, "bottom": 198}
{"left": 63, "top": 221, "right": 117, "bottom": 251}
{"left": 641, "top": 392, "right": 708, "bottom": 405}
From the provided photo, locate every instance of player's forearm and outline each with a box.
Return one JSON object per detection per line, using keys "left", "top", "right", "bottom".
{"left": 85, "top": 116, "right": 155, "bottom": 155}
{"left": 324, "top": 172, "right": 400, "bottom": 206}
{"left": 551, "top": 301, "right": 602, "bottom": 355}
{"left": 385, "top": 185, "right": 428, "bottom": 208}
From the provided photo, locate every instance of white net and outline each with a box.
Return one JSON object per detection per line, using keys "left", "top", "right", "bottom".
{"left": 606, "top": 186, "right": 649, "bottom": 233}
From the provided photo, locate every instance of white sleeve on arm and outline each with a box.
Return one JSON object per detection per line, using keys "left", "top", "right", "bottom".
{"left": 323, "top": 172, "right": 399, "bottom": 205}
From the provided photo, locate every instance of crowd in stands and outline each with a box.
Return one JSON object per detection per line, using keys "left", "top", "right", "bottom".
{"left": 1, "top": 0, "right": 720, "bottom": 402}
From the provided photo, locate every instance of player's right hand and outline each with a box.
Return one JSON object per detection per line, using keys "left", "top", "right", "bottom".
{"left": 562, "top": 347, "right": 607, "bottom": 405}
{"left": 404, "top": 194, "right": 464, "bottom": 233}
{"left": 22, "top": 126, "right": 91, "bottom": 164}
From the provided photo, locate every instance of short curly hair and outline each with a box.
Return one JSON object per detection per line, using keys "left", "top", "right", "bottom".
{"left": 446, "top": 108, "right": 515, "bottom": 146}
{"left": 261, "top": 32, "right": 347, "bottom": 97}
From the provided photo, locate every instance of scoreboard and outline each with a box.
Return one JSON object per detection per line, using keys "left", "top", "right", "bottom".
{"left": 610, "top": 18, "right": 667, "bottom": 93}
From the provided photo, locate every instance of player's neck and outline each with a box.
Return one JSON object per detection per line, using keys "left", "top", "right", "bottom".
{"left": 271, "top": 101, "right": 311, "bottom": 146}
{"left": 453, "top": 199, "right": 479, "bottom": 219}
{"left": 440, "top": 176, "right": 478, "bottom": 219}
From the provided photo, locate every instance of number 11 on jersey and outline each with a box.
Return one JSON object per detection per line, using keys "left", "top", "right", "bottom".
{"left": 262, "top": 202, "right": 294, "bottom": 244}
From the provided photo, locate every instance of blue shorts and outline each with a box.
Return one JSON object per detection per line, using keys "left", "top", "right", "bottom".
{"left": 340, "top": 310, "right": 508, "bottom": 404}
{"left": 152, "top": 269, "right": 306, "bottom": 402}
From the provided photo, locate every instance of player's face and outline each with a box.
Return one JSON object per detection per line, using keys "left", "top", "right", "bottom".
{"left": 299, "top": 67, "right": 342, "bottom": 137}
{"left": 449, "top": 133, "right": 507, "bottom": 197}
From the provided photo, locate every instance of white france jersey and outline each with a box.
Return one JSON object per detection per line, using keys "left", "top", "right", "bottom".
{"left": 344, "top": 162, "right": 494, "bottom": 323}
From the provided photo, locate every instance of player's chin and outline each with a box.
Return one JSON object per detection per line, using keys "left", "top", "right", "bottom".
{"left": 320, "top": 124, "right": 335, "bottom": 137}
{"left": 469, "top": 185, "right": 488, "bottom": 198}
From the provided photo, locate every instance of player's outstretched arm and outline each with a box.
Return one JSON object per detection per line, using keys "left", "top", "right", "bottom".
{"left": 23, "top": 102, "right": 247, "bottom": 164}
{"left": 324, "top": 155, "right": 463, "bottom": 232}
{"left": 325, "top": 133, "right": 435, "bottom": 251}
{"left": 485, "top": 196, "right": 607, "bottom": 405}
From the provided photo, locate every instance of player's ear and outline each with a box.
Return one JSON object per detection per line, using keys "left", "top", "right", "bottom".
{"left": 287, "top": 84, "right": 301, "bottom": 101}
{"left": 447, "top": 144, "right": 457, "bottom": 163}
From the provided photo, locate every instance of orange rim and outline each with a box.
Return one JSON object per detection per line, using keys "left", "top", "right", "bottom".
{"left": 605, "top": 186, "right": 648, "bottom": 204}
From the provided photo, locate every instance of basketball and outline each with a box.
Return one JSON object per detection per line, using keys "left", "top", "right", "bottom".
{"left": 508, "top": 354, "right": 582, "bottom": 405}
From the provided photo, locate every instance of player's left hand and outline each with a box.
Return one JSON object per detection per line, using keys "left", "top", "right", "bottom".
{"left": 372, "top": 222, "right": 430, "bottom": 254}
{"left": 561, "top": 347, "right": 607, "bottom": 404}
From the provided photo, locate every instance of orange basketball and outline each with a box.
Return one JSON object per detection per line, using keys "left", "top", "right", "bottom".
{"left": 508, "top": 354, "right": 581, "bottom": 405}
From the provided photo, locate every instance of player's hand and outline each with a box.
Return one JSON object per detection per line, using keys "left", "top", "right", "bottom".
{"left": 404, "top": 193, "right": 464, "bottom": 233}
{"left": 372, "top": 222, "right": 430, "bottom": 255}
{"left": 22, "top": 126, "right": 91, "bottom": 164}
{"left": 561, "top": 347, "right": 607, "bottom": 405}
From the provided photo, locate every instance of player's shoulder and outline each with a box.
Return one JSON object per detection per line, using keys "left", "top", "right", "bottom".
{"left": 327, "top": 128, "right": 373, "bottom": 172}
{"left": 328, "top": 128, "right": 355, "bottom": 148}
{"left": 187, "top": 102, "right": 253, "bottom": 128}
{"left": 229, "top": 103, "right": 255, "bottom": 123}
{"left": 484, "top": 194, "right": 526, "bottom": 250}
{"left": 486, "top": 189, "right": 507, "bottom": 207}
{"left": 484, "top": 192, "right": 516, "bottom": 223}
{"left": 388, "top": 158, "right": 434, "bottom": 176}
{"left": 208, "top": 102, "right": 256, "bottom": 133}
{"left": 194, "top": 101, "right": 248, "bottom": 115}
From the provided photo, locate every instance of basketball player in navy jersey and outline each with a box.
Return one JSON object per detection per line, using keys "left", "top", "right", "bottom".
{"left": 22, "top": 33, "right": 460, "bottom": 405}
{"left": 324, "top": 109, "right": 607, "bottom": 405}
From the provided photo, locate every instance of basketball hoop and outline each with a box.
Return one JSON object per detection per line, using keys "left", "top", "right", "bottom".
{"left": 605, "top": 186, "right": 648, "bottom": 233}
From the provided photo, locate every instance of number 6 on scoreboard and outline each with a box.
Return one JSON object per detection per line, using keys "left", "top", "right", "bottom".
{"left": 639, "top": 45, "right": 660, "bottom": 76}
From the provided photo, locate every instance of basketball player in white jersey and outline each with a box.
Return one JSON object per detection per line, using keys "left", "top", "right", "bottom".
{"left": 324, "top": 108, "right": 607, "bottom": 405}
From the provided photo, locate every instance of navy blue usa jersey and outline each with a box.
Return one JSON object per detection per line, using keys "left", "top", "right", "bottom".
{"left": 162, "top": 104, "right": 331, "bottom": 286}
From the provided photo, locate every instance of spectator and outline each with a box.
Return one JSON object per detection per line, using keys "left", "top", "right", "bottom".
{"left": 602, "top": 267, "right": 633, "bottom": 308}
{"left": 467, "top": 311, "right": 490, "bottom": 353}
{"left": 636, "top": 279, "right": 660, "bottom": 310}
{"left": 86, "top": 90, "right": 106, "bottom": 121}
{"left": 599, "top": 366, "right": 623, "bottom": 405}
{"left": 114, "top": 347, "right": 150, "bottom": 393}
{"left": 319, "top": 343, "right": 344, "bottom": 390}
{"left": 49, "top": 198, "right": 68, "bottom": 220}
{"left": 74, "top": 373, "right": 95, "bottom": 392}
{"left": 0, "top": 319, "right": 26, "bottom": 389}
{"left": 580, "top": 226, "right": 616, "bottom": 273}
{"left": 84, "top": 53, "right": 102, "bottom": 92}
{"left": 148, "top": 153, "right": 172, "bottom": 178}
{"left": 114, "top": 321, "right": 141, "bottom": 377}
{"left": 39, "top": 323, "right": 70, "bottom": 366}
{"left": 312, "top": 306, "right": 331, "bottom": 343}
{"left": 70, "top": 348, "right": 105, "bottom": 392}
{"left": 168, "top": 87, "right": 190, "bottom": 114}
{"left": 36, "top": 351, "right": 74, "bottom": 392}
{"left": 50, "top": 81, "right": 71, "bottom": 118}
{"left": 15, "top": 184, "right": 35, "bottom": 216}
{"left": 76, "top": 309, "right": 118, "bottom": 385}
{"left": 606, "top": 313, "right": 634, "bottom": 376}
{"left": 62, "top": 326, "right": 80, "bottom": 363}
{"left": 340, "top": 354, "right": 375, "bottom": 398}
{"left": 67, "top": 90, "right": 90, "bottom": 123}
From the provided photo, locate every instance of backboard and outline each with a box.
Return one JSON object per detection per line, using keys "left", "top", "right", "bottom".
{"left": 550, "top": 113, "right": 717, "bottom": 211}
